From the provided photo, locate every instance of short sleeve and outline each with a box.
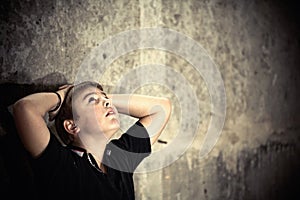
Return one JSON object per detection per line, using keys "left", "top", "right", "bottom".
{"left": 30, "top": 133, "right": 66, "bottom": 181}
{"left": 33, "top": 133, "right": 62, "bottom": 164}
{"left": 103, "top": 121, "right": 151, "bottom": 173}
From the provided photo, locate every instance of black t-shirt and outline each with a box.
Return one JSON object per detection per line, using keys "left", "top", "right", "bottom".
{"left": 31, "top": 121, "right": 151, "bottom": 200}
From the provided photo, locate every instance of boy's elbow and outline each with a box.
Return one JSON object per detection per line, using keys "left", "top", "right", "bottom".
{"left": 13, "top": 99, "right": 32, "bottom": 117}
{"left": 162, "top": 97, "right": 172, "bottom": 118}
{"left": 13, "top": 99, "right": 24, "bottom": 113}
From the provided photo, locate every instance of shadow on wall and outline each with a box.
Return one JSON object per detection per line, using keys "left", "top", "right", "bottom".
{"left": 0, "top": 72, "right": 68, "bottom": 199}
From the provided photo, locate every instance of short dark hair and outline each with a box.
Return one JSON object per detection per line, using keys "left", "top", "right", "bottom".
{"left": 54, "top": 81, "right": 103, "bottom": 145}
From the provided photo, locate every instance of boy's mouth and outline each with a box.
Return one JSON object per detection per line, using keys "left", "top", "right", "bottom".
{"left": 105, "top": 108, "right": 115, "bottom": 117}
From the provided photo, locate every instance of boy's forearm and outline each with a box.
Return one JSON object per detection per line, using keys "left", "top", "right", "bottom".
{"left": 109, "top": 94, "right": 170, "bottom": 119}
{"left": 13, "top": 92, "right": 60, "bottom": 118}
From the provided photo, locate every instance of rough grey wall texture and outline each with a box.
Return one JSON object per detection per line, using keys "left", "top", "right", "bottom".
{"left": 1, "top": 0, "right": 299, "bottom": 199}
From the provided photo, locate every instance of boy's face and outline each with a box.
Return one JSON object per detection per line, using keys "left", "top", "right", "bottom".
{"left": 73, "top": 86, "right": 120, "bottom": 139}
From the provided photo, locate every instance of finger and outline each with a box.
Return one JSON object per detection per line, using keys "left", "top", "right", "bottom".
{"left": 59, "top": 84, "right": 72, "bottom": 90}
{"left": 58, "top": 85, "right": 69, "bottom": 90}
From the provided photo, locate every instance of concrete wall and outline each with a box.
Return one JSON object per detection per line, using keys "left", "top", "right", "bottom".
{"left": 1, "top": 0, "right": 299, "bottom": 199}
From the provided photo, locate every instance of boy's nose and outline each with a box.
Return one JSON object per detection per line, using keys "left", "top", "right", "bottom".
{"left": 104, "top": 98, "right": 112, "bottom": 107}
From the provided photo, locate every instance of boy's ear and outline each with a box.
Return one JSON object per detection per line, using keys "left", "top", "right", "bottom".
{"left": 63, "top": 119, "right": 80, "bottom": 135}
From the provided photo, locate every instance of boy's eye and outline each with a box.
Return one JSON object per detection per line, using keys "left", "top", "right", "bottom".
{"left": 88, "top": 97, "right": 99, "bottom": 103}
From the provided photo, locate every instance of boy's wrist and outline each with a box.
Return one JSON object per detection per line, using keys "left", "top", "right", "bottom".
{"left": 49, "top": 92, "right": 62, "bottom": 113}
